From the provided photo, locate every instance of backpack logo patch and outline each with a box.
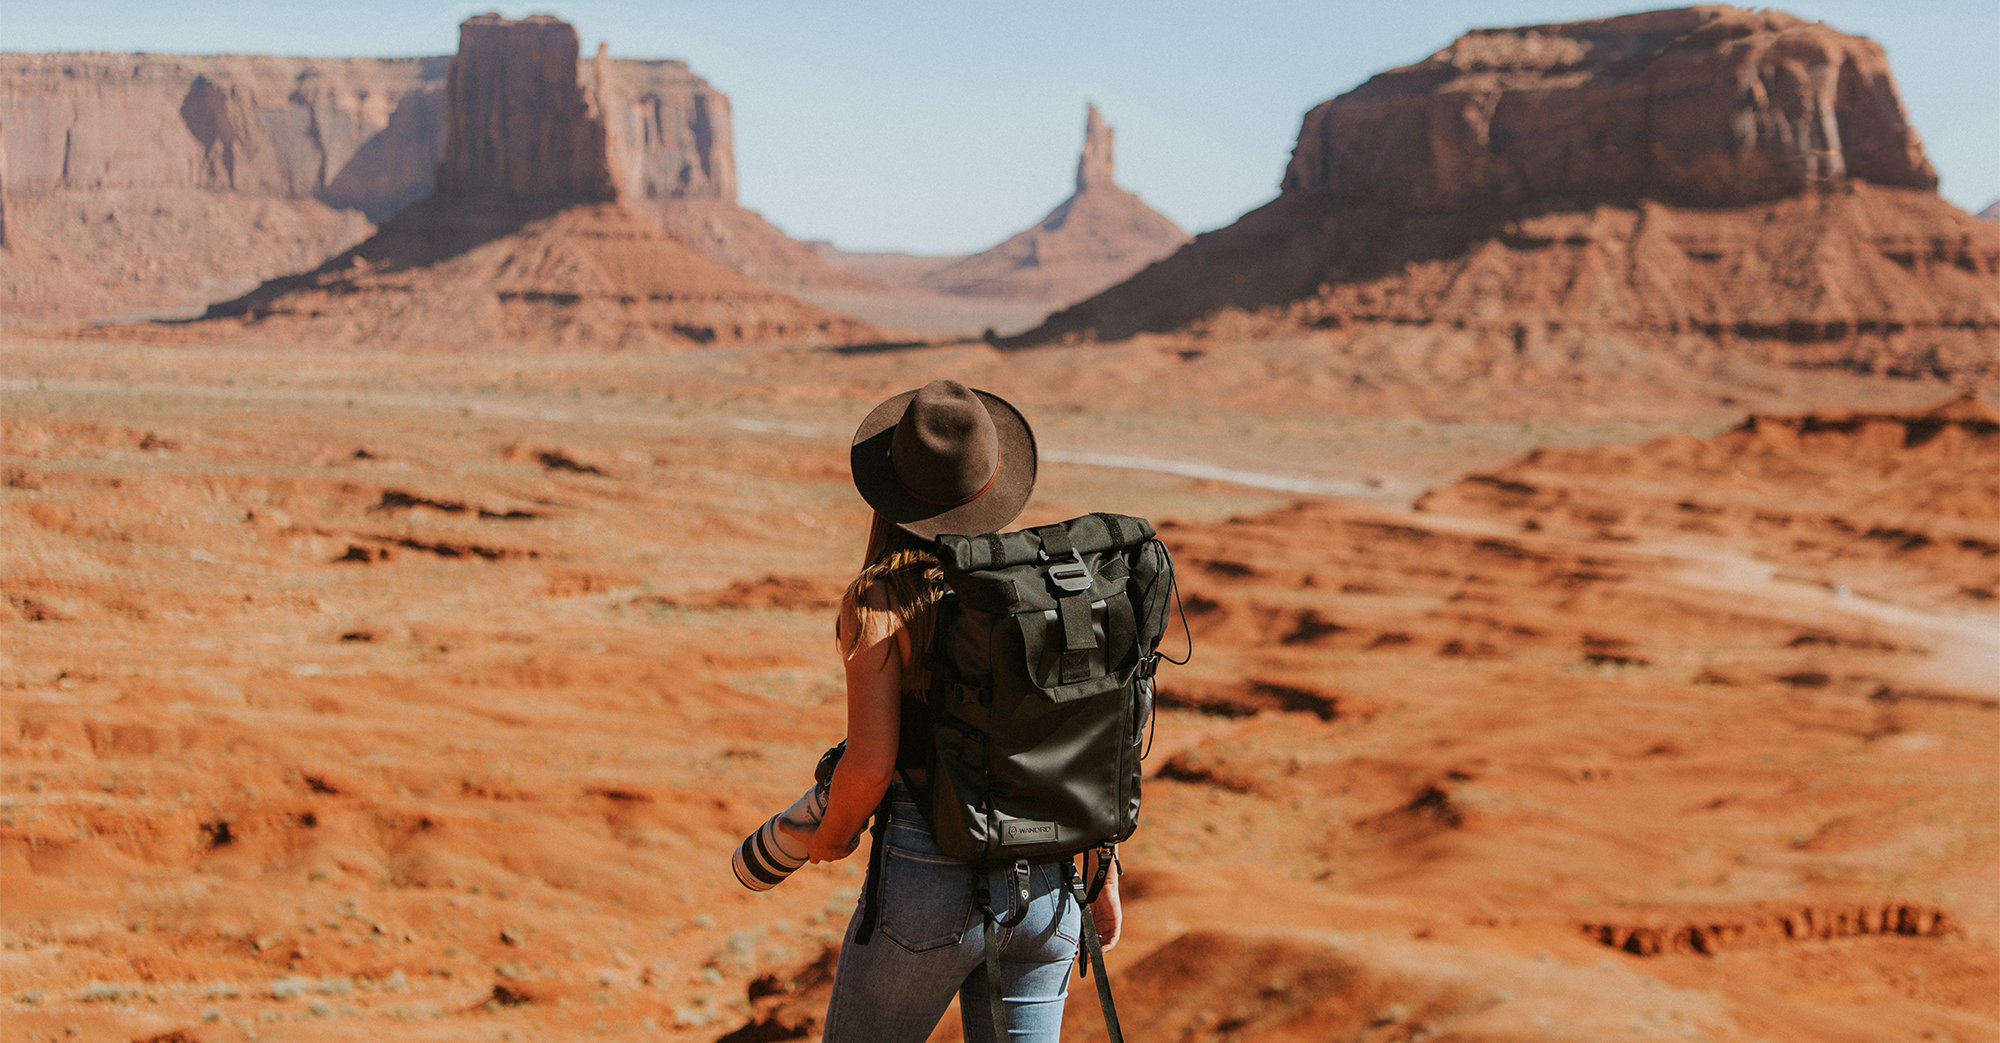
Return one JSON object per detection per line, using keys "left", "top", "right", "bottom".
{"left": 1001, "top": 819, "right": 1058, "bottom": 845}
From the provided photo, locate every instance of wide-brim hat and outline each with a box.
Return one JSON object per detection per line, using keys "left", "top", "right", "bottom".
{"left": 851, "top": 379, "right": 1037, "bottom": 540}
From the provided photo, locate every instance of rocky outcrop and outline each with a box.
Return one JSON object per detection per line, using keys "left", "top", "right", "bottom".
{"left": 1281, "top": 7, "right": 1934, "bottom": 211}
{"left": 435, "top": 15, "right": 612, "bottom": 201}
{"left": 819, "top": 104, "right": 1187, "bottom": 306}
{"left": 590, "top": 50, "right": 734, "bottom": 205}
{"left": 185, "top": 14, "right": 877, "bottom": 350}
{"left": 1011, "top": 8, "right": 1998, "bottom": 390}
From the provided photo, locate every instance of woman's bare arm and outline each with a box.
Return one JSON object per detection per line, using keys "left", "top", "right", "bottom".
{"left": 785, "top": 593, "right": 901, "bottom": 863}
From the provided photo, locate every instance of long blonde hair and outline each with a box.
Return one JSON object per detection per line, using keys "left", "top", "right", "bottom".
{"left": 841, "top": 514, "right": 947, "bottom": 686}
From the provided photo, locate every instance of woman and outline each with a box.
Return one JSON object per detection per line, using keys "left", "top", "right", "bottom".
{"left": 782, "top": 379, "right": 1121, "bottom": 1042}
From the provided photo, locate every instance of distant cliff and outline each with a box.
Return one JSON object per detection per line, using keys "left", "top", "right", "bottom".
{"left": 0, "top": 33, "right": 859, "bottom": 321}
{"left": 2, "top": 52, "right": 449, "bottom": 220}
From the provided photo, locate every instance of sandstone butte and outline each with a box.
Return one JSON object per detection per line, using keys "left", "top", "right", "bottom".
{"left": 1010, "top": 6, "right": 2000, "bottom": 394}
{"left": 0, "top": 23, "right": 861, "bottom": 324}
{"left": 177, "top": 15, "right": 878, "bottom": 351}
{"left": 817, "top": 104, "right": 1192, "bottom": 308}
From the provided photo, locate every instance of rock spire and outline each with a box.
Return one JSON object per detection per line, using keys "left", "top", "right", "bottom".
{"left": 898, "top": 104, "right": 1186, "bottom": 305}
{"left": 1076, "top": 103, "right": 1114, "bottom": 193}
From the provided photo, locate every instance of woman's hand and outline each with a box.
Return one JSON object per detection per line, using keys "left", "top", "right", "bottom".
{"left": 1086, "top": 854, "right": 1123, "bottom": 951}
{"left": 778, "top": 818, "right": 861, "bottom": 864}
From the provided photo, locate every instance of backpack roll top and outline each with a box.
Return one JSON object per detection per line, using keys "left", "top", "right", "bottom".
{"left": 936, "top": 513, "right": 1167, "bottom": 704}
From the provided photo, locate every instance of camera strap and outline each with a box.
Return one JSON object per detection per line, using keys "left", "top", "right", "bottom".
{"left": 851, "top": 796, "right": 890, "bottom": 945}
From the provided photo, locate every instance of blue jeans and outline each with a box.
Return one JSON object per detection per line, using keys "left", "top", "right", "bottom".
{"left": 822, "top": 783, "right": 1080, "bottom": 1043}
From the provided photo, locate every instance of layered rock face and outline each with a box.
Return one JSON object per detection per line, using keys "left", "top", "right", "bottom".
{"left": 191, "top": 14, "right": 875, "bottom": 350}
{"left": 1015, "top": 8, "right": 1996, "bottom": 390}
{"left": 821, "top": 104, "right": 1188, "bottom": 306}
{"left": 3, "top": 52, "right": 448, "bottom": 212}
{"left": 0, "top": 52, "right": 447, "bottom": 319}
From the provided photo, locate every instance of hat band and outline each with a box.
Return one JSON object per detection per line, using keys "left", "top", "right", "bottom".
{"left": 893, "top": 448, "right": 1001, "bottom": 508}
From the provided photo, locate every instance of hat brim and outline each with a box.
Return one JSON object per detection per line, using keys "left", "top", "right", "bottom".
{"left": 851, "top": 387, "right": 1037, "bottom": 540}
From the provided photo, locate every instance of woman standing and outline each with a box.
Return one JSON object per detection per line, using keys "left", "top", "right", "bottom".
{"left": 782, "top": 379, "right": 1121, "bottom": 1042}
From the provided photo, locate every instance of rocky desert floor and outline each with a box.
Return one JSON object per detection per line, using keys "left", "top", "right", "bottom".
{"left": 1, "top": 334, "right": 1994, "bottom": 1043}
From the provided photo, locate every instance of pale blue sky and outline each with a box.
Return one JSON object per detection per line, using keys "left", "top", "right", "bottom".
{"left": 5, "top": 1, "right": 1994, "bottom": 253}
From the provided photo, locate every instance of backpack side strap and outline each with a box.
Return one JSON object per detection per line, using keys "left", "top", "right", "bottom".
{"left": 974, "top": 868, "right": 1007, "bottom": 1036}
{"left": 1066, "top": 859, "right": 1126, "bottom": 1043}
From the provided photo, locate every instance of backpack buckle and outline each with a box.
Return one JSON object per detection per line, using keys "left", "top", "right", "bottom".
{"left": 1047, "top": 557, "right": 1092, "bottom": 593}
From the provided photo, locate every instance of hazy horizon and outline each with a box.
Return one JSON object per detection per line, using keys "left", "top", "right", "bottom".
{"left": 5, "top": 0, "right": 1994, "bottom": 254}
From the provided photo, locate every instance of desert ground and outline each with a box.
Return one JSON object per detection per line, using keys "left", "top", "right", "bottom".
{"left": 2, "top": 332, "right": 1993, "bottom": 1043}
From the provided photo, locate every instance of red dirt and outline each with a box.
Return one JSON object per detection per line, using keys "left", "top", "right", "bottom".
{"left": 2, "top": 339, "right": 1991, "bottom": 1042}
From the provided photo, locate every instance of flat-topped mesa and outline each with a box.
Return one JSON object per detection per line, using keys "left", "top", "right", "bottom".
{"left": 1076, "top": 103, "right": 1115, "bottom": 193}
{"left": 434, "top": 14, "right": 615, "bottom": 201}
{"left": 1282, "top": 6, "right": 1936, "bottom": 211}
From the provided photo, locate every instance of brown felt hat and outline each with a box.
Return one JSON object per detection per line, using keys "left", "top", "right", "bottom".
{"left": 851, "top": 380, "right": 1037, "bottom": 539}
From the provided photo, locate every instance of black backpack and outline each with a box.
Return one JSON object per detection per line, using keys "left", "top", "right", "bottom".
{"left": 856, "top": 512, "right": 1181, "bottom": 1042}
{"left": 919, "top": 512, "right": 1174, "bottom": 863}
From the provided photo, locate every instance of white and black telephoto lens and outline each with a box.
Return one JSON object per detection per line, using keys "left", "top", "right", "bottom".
{"left": 732, "top": 780, "right": 828, "bottom": 891}
{"left": 732, "top": 742, "right": 845, "bottom": 891}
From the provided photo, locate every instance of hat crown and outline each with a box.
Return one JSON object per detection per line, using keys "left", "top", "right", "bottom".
{"left": 890, "top": 380, "right": 1000, "bottom": 505}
